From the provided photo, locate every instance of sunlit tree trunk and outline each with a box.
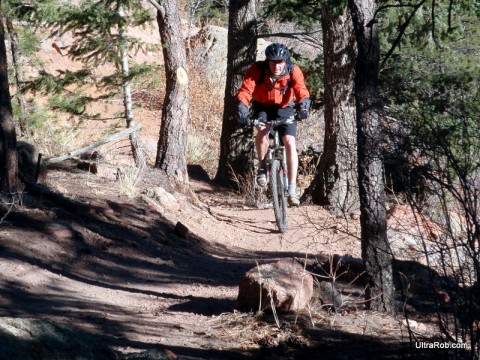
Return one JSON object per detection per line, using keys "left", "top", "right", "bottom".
{"left": 154, "top": 0, "right": 190, "bottom": 185}
{"left": 302, "top": 4, "right": 359, "bottom": 215}
{"left": 0, "top": 5, "right": 18, "bottom": 195}
{"left": 215, "top": 0, "right": 257, "bottom": 186}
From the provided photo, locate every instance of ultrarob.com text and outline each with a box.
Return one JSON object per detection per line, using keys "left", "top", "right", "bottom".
{"left": 415, "top": 342, "right": 468, "bottom": 349}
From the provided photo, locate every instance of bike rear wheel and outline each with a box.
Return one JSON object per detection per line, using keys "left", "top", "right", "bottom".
{"left": 270, "top": 159, "right": 288, "bottom": 233}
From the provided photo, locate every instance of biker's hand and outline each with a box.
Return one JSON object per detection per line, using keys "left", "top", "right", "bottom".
{"left": 238, "top": 102, "right": 250, "bottom": 126}
{"left": 297, "top": 97, "right": 311, "bottom": 120}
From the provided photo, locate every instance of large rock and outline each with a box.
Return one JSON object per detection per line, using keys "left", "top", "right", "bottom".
{"left": 188, "top": 25, "right": 228, "bottom": 88}
{"left": 188, "top": 25, "right": 273, "bottom": 89}
{"left": 236, "top": 259, "right": 313, "bottom": 313}
{"left": 387, "top": 204, "right": 442, "bottom": 264}
{"left": 387, "top": 205, "right": 474, "bottom": 278}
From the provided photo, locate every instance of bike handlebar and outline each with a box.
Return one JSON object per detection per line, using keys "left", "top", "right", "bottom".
{"left": 251, "top": 115, "right": 297, "bottom": 128}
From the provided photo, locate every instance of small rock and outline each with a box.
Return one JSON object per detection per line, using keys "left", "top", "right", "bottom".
{"left": 174, "top": 222, "right": 189, "bottom": 239}
{"left": 402, "top": 319, "right": 418, "bottom": 328}
{"left": 145, "top": 187, "right": 180, "bottom": 212}
{"left": 45, "top": 223, "right": 74, "bottom": 239}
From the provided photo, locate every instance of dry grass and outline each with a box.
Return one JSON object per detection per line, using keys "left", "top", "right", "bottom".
{"left": 115, "top": 163, "right": 145, "bottom": 198}
{"left": 227, "top": 164, "right": 270, "bottom": 207}
{"left": 297, "top": 150, "right": 321, "bottom": 192}
{"left": 187, "top": 56, "right": 224, "bottom": 179}
{"left": 206, "top": 298, "right": 438, "bottom": 357}
{"left": 208, "top": 311, "right": 311, "bottom": 350}
{"left": 187, "top": 129, "right": 218, "bottom": 176}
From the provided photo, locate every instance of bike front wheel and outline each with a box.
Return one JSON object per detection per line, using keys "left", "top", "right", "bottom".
{"left": 270, "top": 159, "right": 288, "bottom": 233}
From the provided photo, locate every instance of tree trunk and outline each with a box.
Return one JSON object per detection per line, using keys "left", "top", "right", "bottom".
{"left": 155, "top": 0, "right": 190, "bottom": 185}
{"left": 118, "top": 4, "right": 145, "bottom": 168}
{"left": 6, "top": 16, "right": 28, "bottom": 136}
{"left": 349, "top": 0, "right": 394, "bottom": 312}
{"left": 214, "top": 0, "right": 257, "bottom": 186}
{"left": 0, "top": 6, "right": 18, "bottom": 195}
{"left": 302, "top": 4, "right": 359, "bottom": 215}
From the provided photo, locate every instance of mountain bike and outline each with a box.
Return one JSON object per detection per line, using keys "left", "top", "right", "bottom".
{"left": 252, "top": 115, "right": 297, "bottom": 233}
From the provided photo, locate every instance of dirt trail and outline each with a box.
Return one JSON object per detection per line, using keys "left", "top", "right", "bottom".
{"left": 0, "top": 163, "right": 437, "bottom": 359}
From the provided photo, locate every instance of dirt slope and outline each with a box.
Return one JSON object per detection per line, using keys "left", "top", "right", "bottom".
{"left": 0, "top": 158, "right": 453, "bottom": 360}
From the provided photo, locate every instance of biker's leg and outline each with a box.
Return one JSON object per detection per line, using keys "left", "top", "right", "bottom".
{"left": 282, "top": 134, "right": 298, "bottom": 193}
{"left": 253, "top": 105, "right": 270, "bottom": 170}
{"left": 282, "top": 130, "right": 300, "bottom": 206}
{"left": 255, "top": 126, "right": 269, "bottom": 187}
{"left": 278, "top": 113, "right": 298, "bottom": 193}
{"left": 255, "top": 126, "right": 269, "bottom": 166}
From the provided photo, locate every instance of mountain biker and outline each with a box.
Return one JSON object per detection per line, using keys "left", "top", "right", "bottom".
{"left": 236, "top": 43, "right": 311, "bottom": 207}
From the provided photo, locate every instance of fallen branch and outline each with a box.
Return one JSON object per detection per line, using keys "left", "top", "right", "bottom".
{"left": 46, "top": 125, "right": 142, "bottom": 164}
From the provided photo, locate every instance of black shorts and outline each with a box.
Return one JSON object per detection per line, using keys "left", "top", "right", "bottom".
{"left": 253, "top": 104, "right": 296, "bottom": 138}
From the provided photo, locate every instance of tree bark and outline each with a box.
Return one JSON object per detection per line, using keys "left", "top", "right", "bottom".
{"left": 0, "top": 5, "right": 18, "bottom": 195}
{"left": 5, "top": 16, "right": 28, "bottom": 137}
{"left": 349, "top": 0, "right": 394, "bottom": 312}
{"left": 214, "top": 0, "right": 257, "bottom": 186}
{"left": 302, "top": 4, "right": 359, "bottom": 215}
{"left": 155, "top": 0, "right": 190, "bottom": 185}
{"left": 118, "top": 4, "right": 145, "bottom": 168}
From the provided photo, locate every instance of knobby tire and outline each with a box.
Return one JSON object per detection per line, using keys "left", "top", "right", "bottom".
{"left": 270, "top": 159, "right": 288, "bottom": 233}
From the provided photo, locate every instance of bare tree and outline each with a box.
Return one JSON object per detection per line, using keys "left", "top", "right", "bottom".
{"left": 0, "top": 4, "right": 18, "bottom": 195}
{"left": 117, "top": 4, "right": 145, "bottom": 168}
{"left": 5, "top": 17, "right": 28, "bottom": 137}
{"left": 215, "top": 0, "right": 257, "bottom": 186}
{"left": 302, "top": 4, "right": 359, "bottom": 215}
{"left": 349, "top": 0, "right": 394, "bottom": 312}
{"left": 152, "top": 0, "right": 190, "bottom": 185}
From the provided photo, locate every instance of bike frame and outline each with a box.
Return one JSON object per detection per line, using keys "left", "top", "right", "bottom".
{"left": 253, "top": 116, "right": 295, "bottom": 195}
{"left": 252, "top": 116, "right": 296, "bottom": 233}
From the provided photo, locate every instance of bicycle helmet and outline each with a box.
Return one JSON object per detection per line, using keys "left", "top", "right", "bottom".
{"left": 265, "top": 43, "right": 290, "bottom": 61}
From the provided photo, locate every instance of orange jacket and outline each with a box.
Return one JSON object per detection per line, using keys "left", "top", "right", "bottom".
{"left": 237, "top": 61, "right": 310, "bottom": 108}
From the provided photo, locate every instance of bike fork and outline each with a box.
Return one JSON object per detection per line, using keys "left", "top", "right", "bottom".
{"left": 266, "top": 150, "right": 273, "bottom": 183}
{"left": 281, "top": 147, "right": 289, "bottom": 194}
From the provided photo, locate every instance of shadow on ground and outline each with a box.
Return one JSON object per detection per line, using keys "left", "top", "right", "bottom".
{"left": 0, "top": 176, "right": 320, "bottom": 359}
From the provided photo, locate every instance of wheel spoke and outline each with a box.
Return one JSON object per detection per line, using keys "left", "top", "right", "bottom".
{"left": 270, "top": 160, "right": 288, "bottom": 232}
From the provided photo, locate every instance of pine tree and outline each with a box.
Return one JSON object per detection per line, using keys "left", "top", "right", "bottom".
{"left": 349, "top": 0, "right": 394, "bottom": 312}
{"left": 151, "top": 0, "right": 190, "bottom": 185}
{"left": 215, "top": 0, "right": 257, "bottom": 186}
{"left": 301, "top": 2, "right": 359, "bottom": 214}
{"left": 0, "top": 2, "right": 18, "bottom": 196}
{"left": 14, "top": 0, "right": 157, "bottom": 165}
